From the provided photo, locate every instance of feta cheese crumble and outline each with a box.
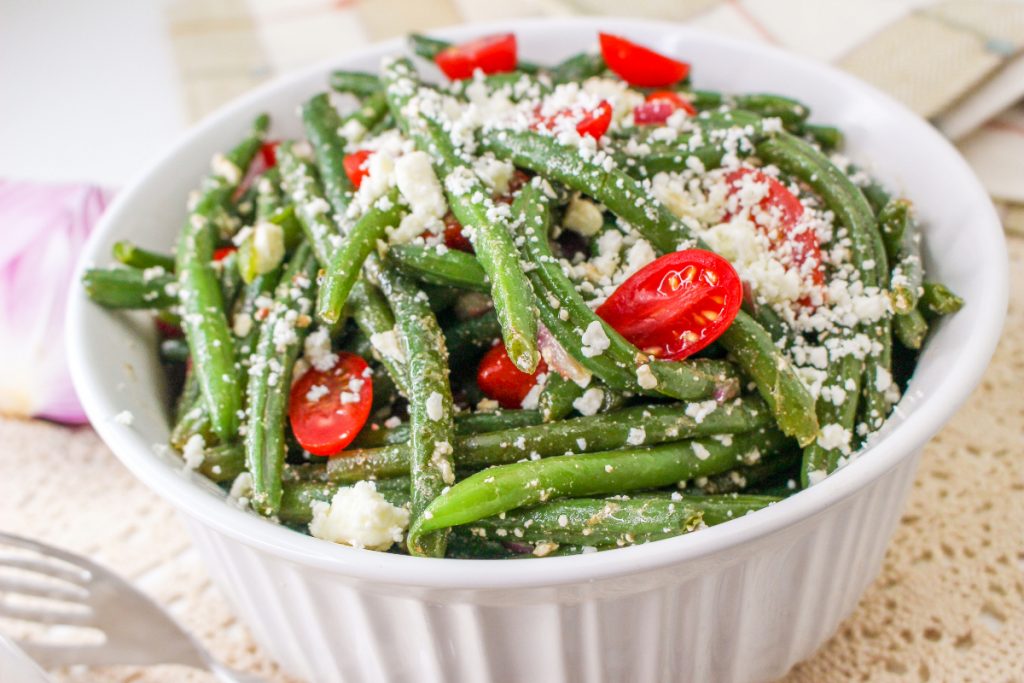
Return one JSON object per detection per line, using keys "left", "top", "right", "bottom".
{"left": 308, "top": 481, "right": 410, "bottom": 551}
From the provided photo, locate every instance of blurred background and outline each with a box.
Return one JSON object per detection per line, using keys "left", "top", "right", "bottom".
{"left": 1, "top": 1, "right": 1022, "bottom": 682}
{"left": 3, "top": 0, "right": 1023, "bottom": 232}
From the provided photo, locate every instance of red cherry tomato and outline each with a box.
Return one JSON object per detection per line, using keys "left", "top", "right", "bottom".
{"left": 435, "top": 33, "right": 517, "bottom": 81}
{"left": 477, "top": 344, "right": 547, "bottom": 409}
{"left": 596, "top": 250, "right": 742, "bottom": 360}
{"left": 154, "top": 316, "right": 183, "bottom": 339}
{"left": 442, "top": 213, "right": 474, "bottom": 253}
{"left": 259, "top": 141, "right": 279, "bottom": 167}
{"left": 533, "top": 100, "right": 613, "bottom": 139}
{"left": 599, "top": 33, "right": 690, "bottom": 88}
{"left": 213, "top": 246, "right": 237, "bottom": 262}
{"left": 343, "top": 150, "right": 374, "bottom": 189}
{"left": 575, "top": 100, "right": 613, "bottom": 139}
{"left": 633, "top": 91, "right": 696, "bottom": 125}
{"left": 289, "top": 352, "right": 373, "bottom": 456}
{"left": 724, "top": 168, "right": 824, "bottom": 289}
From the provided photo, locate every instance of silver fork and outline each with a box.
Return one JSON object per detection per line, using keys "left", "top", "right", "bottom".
{"left": 0, "top": 532, "right": 267, "bottom": 683}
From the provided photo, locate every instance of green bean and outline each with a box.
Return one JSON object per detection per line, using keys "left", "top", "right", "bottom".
{"left": 549, "top": 51, "right": 605, "bottom": 83}
{"left": 159, "top": 338, "right": 190, "bottom": 364}
{"left": 328, "top": 397, "right": 771, "bottom": 482}
{"left": 244, "top": 243, "right": 319, "bottom": 516}
{"left": 692, "top": 448, "right": 801, "bottom": 494}
{"left": 329, "top": 70, "right": 382, "bottom": 97}
{"left": 537, "top": 372, "right": 585, "bottom": 422}
{"left": 344, "top": 91, "right": 389, "bottom": 136}
{"left": 175, "top": 115, "right": 267, "bottom": 440}
{"left": 82, "top": 268, "right": 177, "bottom": 309}
{"left": 216, "top": 250, "right": 243, "bottom": 312}
{"left": 877, "top": 199, "right": 923, "bottom": 314}
{"left": 301, "top": 93, "right": 355, "bottom": 215}
{"left": 483, "top": 129, "right": 817, "bottom": 445}
{"left": 352, "top": 408, "right": 543, "bottom": 449}
{"left": 389, "top": 243, "right": 489, "bottom": 292}
{"left": 412, "top": 427, "right": 791, "bottom": 534}
{"left": 317, "top": 190, "right": 407, "bottom": 325}
{"left": 372, "top": 256, "right": 456, "bottom": 557}
{"left": 514, "top": 180, "right": 741, "bottom": 402}
{"left": 443, "top": 309, "right": 501, "bottom": 369}
{"left": 800, "top": 123, "right": 844, "bottom": 152}
{"left": 635, "top": 492, "right": 783, "bottom": 526}
{"left": 894, "top": 308, "right": 928, "bottom": 350}
{"left": 198, "top": 443, "right": 246, "bottom": 483}
{"left": 800, "top": 354, "right": 862, "bottom": 485}
{"left": 112, "top": 241, "right": 176, "bottom": 272}
{"left": 920, "top": 281, "right": 964, "bottom": 318}
{"left": 349, "top": 279, "right": 411, "bottom": 397}
{"left": 277, "top": 142, "right": 339, "bottom": 266}
{"left": 170, "top": 383, "right": 215, "bottom": 451}
{"left": 470, "top": 497, "right": 704, "bottom": 547}
{"left": 382, "top": 58, "right": 540, "bottom": 374}
{"left": 860, "top": 227, "right": 894, "bottom": 434}
{"left": 690, "top": 91, "right": 809, "bottom": 127}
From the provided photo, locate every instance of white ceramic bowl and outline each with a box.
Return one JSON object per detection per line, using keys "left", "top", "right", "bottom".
{"left": 67, "top": 17, "right": 1007, "bottom": 683}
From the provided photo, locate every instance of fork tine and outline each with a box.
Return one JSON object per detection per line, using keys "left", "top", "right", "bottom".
{"left": 0, "top": 576, "right": 89, "bottom": 603}
{"left": 0, "top": 555, "right": 91, "bottom": 587}
{"left": 0, "top": 601, "right": 95, "bottom": 627}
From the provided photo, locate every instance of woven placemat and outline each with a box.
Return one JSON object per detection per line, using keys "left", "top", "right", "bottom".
{"left": 0, "top": 237, "right": 1020, "bottom": 682}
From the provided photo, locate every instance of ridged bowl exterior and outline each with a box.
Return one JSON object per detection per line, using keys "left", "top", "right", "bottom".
{"left": 67, "top": 18, "right": 1006, "bottom": 683}
{"left": 184, "top": 452, "right": 918, "bottom": 683}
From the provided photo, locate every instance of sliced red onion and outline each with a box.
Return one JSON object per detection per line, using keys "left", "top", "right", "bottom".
{"left": 537, "top": 323, "right": 591, "bottom": 386}
{"left": 0, "top": 181, "right": 112, "bottom": 424}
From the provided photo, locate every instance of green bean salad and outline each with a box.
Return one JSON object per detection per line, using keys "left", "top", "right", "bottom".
{"left": 84, "top": 31, "right": 962, "bottom": 559}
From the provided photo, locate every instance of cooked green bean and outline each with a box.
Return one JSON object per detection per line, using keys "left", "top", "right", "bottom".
{"left": 412, "top": 427, "right": 791, "bottom": 534}
{"left": 82, "top": 268, "right": 177, "bottom": 309}
{"left": 920, "top": 281, "right": 964, "bottom": 318}
{"left": 327, "top": 397, "right": 772, "bottom": 483}
{"left": 329, "top": 70, "right": 382, "bottom": 97}
{"left": 244, "top": 243, "right": 319, "bottom": 516}
{"left": 372, "top": 256, "right": 456, "bottom": 557}
{"left": 112, "top": 240, "right": 176, "bottom": 271}
{"left": 389, "top": 243, "right": 489, "bottom": 292}
{"left": 538, "top": 372, "right": 585, "bottom": 422}
{"left": 383, "top": 57, "right": 540, "bottom": 374}
{"left": 175, "top": 114, "right": 267, "bottom": 440}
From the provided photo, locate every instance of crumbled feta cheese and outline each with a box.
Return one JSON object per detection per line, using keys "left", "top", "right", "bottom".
{"left": 305, "top": 384, "right": 329, "bottom": 402}
{"left": 426, "top": 391, "right": 444, "bottom": 421}
{"left": 580, "top": 321, "right": 610, "bottom": 358}
{"left": 636, "top": 364, "right": 658, "bottom": 389}
{"left": 370, "top": 328, "right": 406, "bottom": 363}
{"left": 308, "top": 481, "right": 410, "bottom": 551}
{"left": 627, "top": 427, "right": 646, "bottom": 445}
{"left": 182, "top": 434, "right": 205, "bottom": 471}
{"left": 692, "top": 442, "right": 711, "bottom": 461}
{"left": 817, "top": 424, "right": 852, "bottom": 454}
{"left": 392, "top": 151, "right": 448, "bottom": 243}
{"left": 303, "top": 327, "right": 338, "bottom": 372}
{"left": 563, "top": 195, "right": 604, "bottom": 236}
{"left": 572, "top": 387, "right": 604, "bottom": 416}
{"left": 112, "top": 410, "right": 134, "bottom": 426}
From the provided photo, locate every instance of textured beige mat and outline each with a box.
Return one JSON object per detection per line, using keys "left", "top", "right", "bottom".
{"left": 0, "top": 237, "right": 1020, "bottom": 681}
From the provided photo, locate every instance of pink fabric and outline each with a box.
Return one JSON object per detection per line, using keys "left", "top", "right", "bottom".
{"left": 0, "top": 180, "right": 112, "bottom": 423}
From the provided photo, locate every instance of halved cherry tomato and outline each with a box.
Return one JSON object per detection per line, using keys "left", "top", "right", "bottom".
{"left": 289, "top": 352, "right": 373, "bottom": 456}
{"left": 533, "top": 100, "right": 613, "bottom": 139}
{"left": 259, "top": 141, "right": 279, "bottom": 167}
{"left": 442, "top": 213, "right": 474, "bottom": 253}
{"left": 599, "top": 33, "right": 690, "bottom": 88}
{"left": 633, "top": 91, "right": 696, "bottom": 125}
{"left": 213, "top": 246, "right": 237, "bottom": 262}
{"left": 596, "top": 249, "right": 742, "bottom": 360}
{"left": 724, "top": 168, "right": 824, "bottom": 289}
{"left": 343, "top": 150, "right": 374, "bottom": 189}
{"left": 477, "top": 344, "right": 548, "bottom": 409}
{"left": 435, "top": 33, "right": 517, "bottom": 80}
{"left": 154, "top": 316, "right": 183, "bottom": 339}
